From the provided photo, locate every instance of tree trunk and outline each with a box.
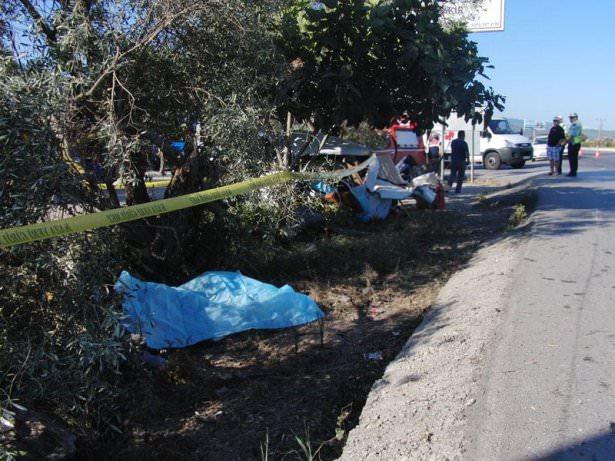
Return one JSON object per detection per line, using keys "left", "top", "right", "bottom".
{"left": 144, "top": 135, "right": 219, "bottom": 274}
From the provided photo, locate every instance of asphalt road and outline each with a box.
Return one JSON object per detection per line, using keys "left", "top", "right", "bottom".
{"left": 467, "top": 152, "right": 615, "bottom": 460}
{"left": 462, "top": 148, "right": 612, "bottom": 183}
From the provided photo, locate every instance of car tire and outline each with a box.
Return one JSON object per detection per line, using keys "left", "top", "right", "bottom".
{"left": 484, "top": 151, "right": 502, "bottom": 170}
{"left": 510, "top": 160, "right": 525, "bottom": 169}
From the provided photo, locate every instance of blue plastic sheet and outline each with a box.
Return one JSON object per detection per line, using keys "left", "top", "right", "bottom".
{"left": 310, "top": 181, "right": 337, "bottom": 194}
{"left": 169, "top": 140, "right": 186, "bottom": 152}
{"left": 115, "top": 271, "right": 324, "bottom": 349}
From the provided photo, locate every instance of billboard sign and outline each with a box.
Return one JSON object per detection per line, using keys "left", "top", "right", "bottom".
{"left": 440, "top": 0, "right": 506, "bottom": 33}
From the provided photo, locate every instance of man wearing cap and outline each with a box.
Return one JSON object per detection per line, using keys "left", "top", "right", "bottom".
{"left": 566, "top": 113, "right": 583, "bottom": 177}
{"left": 547, "top": 116, "right": 566, "bottom": 176}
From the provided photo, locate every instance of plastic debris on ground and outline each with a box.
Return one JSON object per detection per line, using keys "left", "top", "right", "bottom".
{"left": 116, "top": 271, "right": 324, "bottom": 349}
{"left": 310, "top": 180, "right": 337, "bottom": 195}
{"left": 412, "top": 185, "right": 437, "bottom": 205}
{"left": 312, "top": 154, "right": 443, "bottom": 221}
{"left": 349, "top": 184, "right": 393, "bottom": 221}
{"left": 350, "top": 153, "right": 415, "bottom": 221}
{"left": 364, "top": 351, "right": 384, "bottom": 361}
{"left": 411, "top": 172, "right": 441, "bottom": 208}
{"left": 411, "top": 172, "right": 440, "bottom": 188}
{"left": 365, "top": 153, "right": 414, "bottom": 201}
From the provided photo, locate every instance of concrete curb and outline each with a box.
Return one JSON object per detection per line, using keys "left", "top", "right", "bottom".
{"left": 338, "top": 174, "right": 542, "bottom": 460}
{"left": 338, "top": 237, "right": 520, "bottom": 460}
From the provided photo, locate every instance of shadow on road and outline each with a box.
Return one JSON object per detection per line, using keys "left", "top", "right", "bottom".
{"left": 531, "top": 431, "right": 615, "bottom": 461}
{"left": 526, "top": 168, "right": 615, "bottom": 238}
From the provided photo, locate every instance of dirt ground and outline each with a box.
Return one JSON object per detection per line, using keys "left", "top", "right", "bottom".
{"left": 82, "top": 201, "right": 512, "bottom": 461}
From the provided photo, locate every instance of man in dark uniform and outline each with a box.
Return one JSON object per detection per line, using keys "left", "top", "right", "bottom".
{"left": 449, "top": 131, "right": 470, "bottom": 193}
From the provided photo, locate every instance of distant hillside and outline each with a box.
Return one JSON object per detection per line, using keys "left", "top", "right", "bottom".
{"left": 506, "top": 117, "right": 615, "bottom": 140}
{"left": 583, "top": 129, "right": 615, "bottom": 140}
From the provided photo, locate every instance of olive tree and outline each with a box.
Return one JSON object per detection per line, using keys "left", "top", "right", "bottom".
{"left": 0, "top": 1, "right": 505, "bottom": 453}
{"left": 0, "top": 1, "right": 285, "bottom": 450}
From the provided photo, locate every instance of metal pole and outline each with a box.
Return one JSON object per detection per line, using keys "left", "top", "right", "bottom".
{"left": 596, "top": 118, "right": 606, "bottom": 143}
{"left": 471, "top": 124, "right": 475, "bottom": 183}
{"left": 440, "top": 124, "right": 445, "bottom": 179}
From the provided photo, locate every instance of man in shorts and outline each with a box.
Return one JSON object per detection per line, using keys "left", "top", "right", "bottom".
{"left": 547, "top": 116, "right": 566, "bottom": 176}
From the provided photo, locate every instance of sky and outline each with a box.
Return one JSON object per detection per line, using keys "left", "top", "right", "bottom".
{"left": 470, "top": 0, "right": 615, "bottom": 130}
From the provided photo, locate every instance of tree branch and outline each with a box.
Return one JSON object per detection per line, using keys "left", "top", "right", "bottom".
{"left": 78, "top": 6, "right": 193, "bottom": 101}
{"left": 18, "top": 0, "right": 57, "bottom": 43}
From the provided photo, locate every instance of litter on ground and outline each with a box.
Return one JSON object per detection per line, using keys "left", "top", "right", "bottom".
{"left": 364, "top": 351, "right": 384, "bottom": 361}
{"left": 350, "top": 153, "right": 442, "bottom": 220}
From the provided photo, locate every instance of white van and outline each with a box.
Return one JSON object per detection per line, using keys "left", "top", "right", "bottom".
{"left": 431, "top": 114, "right": 534, "bottom": 170}
{"left": 480, "top": 116, "right": 534, "bottom": 169}
{"left": 431, "top": 112, "right": 481, "bottom": 163}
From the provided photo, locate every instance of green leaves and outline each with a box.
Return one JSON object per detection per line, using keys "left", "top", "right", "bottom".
{"left": 278, "top": 0, "right": 504, "bottom": 131}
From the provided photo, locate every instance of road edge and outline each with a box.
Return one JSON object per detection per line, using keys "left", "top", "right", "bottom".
{"left": 338, "top": 177, "right": 544, "bottom": 460}
{"left": 337, "top": 234, "right": 527, "bottom": 460}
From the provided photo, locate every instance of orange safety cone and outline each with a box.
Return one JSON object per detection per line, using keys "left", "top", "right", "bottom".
{"left": 595, "top": 149, "right": 601, "bottom": 159}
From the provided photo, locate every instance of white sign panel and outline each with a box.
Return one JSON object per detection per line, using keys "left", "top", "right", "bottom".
{"left": 440, "top": 0, "right": 506, "bottom": 33}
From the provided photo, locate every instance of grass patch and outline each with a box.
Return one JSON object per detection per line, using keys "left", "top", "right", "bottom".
{"left": 508, "top": 203, "right": 529, "bottom": 229}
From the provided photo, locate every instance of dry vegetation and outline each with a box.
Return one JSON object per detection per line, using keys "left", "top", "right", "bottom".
{"left": 77, "top": 204, "right": 511, "bottom": 460}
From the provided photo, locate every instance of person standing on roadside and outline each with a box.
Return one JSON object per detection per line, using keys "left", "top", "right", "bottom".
{"left": 557, "top": 141, "right": 565, "bottom": 175}
{"left": 547, "top": 116, "right": 566, "bottom": 176}
{"left": 449, "top": 130, "right": 470, "bottom": 193}
{"left": 566, "top": 113, "right": 583, "bottom": 177}
{"left": 428, "top": 133, "right": 441, "bottom": 174}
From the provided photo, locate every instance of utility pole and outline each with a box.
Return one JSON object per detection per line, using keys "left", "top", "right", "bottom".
{"left": 594, "top": 118, "right": 606, "bottom": 159}
{"left": 596, "top": 118, "right": 606, "bottom": 144}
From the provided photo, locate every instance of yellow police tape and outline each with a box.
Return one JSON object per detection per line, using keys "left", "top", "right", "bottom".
{"left": 0, "top": 157, "right": 375, "bottom": 248}
{"left": 61, "top": 153, "right": 172, "bottom": 190}
{"left": 98, "top": 179, "right": 172, "bottom": 190}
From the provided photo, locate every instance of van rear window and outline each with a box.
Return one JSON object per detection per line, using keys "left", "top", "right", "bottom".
{"left": 396, "top": 130, "right": 418, "bottom": 148}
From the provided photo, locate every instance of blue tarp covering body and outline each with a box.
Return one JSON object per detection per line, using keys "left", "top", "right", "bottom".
{"left": 116, "top": 271, "right": 324, "bottom": 349}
